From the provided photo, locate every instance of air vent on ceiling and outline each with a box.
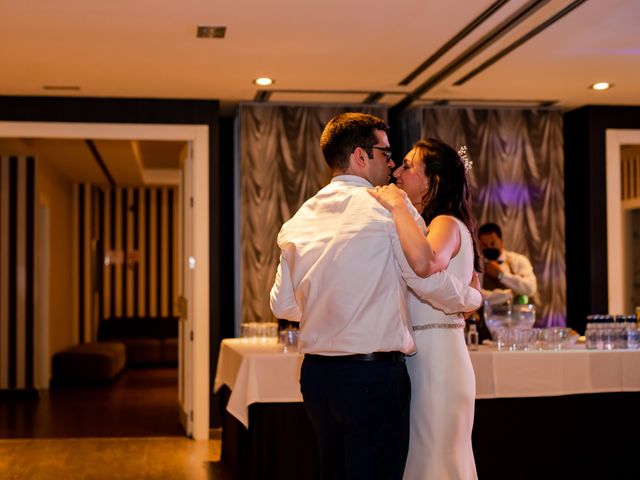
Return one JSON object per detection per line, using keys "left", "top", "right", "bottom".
{"left": 197, "top": 26, "right": 226, "bottom": 38}
{"left": 42, "top": 85, "right": 81, "bottom": 91}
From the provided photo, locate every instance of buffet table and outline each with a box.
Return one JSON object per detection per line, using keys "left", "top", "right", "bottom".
{"left": 214, "top": 339, "right": 640, "bottom": 479}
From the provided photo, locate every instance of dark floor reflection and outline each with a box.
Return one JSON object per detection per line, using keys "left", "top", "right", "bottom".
{"left": 0, "top": 367, "right": 183, "bottom": 438}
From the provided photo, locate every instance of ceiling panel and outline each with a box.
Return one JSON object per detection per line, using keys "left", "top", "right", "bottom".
{"left": 0, "top": 0, "right": 636, "bottom": 112}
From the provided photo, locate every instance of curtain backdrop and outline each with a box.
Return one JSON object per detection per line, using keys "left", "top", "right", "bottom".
{"left": 240, "top": 104, "right": 565, "bottom": 328}
{"left": 399, "top": 107, "right": 565, "bottom": 327}
{"left": 239, "top": 104, "right": 387, "bottom": 325}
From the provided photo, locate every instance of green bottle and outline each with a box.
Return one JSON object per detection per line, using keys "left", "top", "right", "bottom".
{"left": 514, "top": 294, "right": 529, "bottom": 305}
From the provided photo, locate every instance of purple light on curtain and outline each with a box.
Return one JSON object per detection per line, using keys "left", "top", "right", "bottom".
{"left": 482, "top": 182, "right": 540, "bottom": 207}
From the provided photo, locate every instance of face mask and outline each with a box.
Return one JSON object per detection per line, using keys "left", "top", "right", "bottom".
{"left": 482, "top": 248, "right": 501, "bottom": 261}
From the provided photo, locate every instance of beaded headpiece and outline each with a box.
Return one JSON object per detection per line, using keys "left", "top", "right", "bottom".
{"left": 458, "top": 145, "right": 472, "bottom": 173}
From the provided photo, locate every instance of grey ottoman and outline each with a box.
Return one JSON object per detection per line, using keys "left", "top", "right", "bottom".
{"left": 52, "top": 342, "right": 126, "bottom": 383}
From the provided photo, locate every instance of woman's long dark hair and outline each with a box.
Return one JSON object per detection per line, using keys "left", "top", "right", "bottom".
{"left": 414, "top": 138, "right": 482, "bottom": 272}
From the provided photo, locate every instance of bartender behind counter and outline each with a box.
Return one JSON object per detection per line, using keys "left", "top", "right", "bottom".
{"left": 478, "top": 222, "right": 537, "bottom": 306}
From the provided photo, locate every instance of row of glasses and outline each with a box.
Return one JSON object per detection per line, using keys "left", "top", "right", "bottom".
{"left": 240, "top": 322, "right": 279, "bottom": 342}
{"left": 493, "top": 327, "right": 576, "bottom": 351}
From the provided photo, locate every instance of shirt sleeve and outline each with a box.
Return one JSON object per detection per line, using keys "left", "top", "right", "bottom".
{"left": 389, "top": 217, "right": 482, "bottom": 314}
{"left": 501, "top": 251, "right": 537, "bottom": 297}
{"left": 270, "top": 250, "right": 302, "bottom": 321}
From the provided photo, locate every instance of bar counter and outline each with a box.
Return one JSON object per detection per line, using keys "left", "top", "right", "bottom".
{"left": 215, "top": 339, "right": 640, "bottom": 479}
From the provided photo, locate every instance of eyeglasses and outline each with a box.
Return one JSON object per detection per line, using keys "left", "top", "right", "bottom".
{"left": 368, "top": 145, "right": 393, "bottom": 161}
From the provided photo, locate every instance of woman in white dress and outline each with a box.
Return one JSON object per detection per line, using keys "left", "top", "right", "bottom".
{"left": 369, "top": 139, "right": 480, "bottom": 480}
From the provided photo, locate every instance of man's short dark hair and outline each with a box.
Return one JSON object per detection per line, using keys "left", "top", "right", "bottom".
{"left": 478, "top": 222, "right": 502, "bottom": 239}
{"left": 320, "top": 112, "right": 389, "bottom": 171}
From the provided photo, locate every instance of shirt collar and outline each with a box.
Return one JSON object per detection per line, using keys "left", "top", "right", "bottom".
{"left": 330, "top": 174, "right": 373, "bottom": 188}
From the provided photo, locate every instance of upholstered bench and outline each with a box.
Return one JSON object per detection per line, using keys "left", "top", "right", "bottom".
{"left": 98, "top": 317, "right": 178, "bottom": 367}
{"left": 51, "top": 342, "right": 126, "bottom": 383}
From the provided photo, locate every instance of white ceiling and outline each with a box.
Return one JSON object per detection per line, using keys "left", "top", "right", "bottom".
{"left": 0, "top": 138, "right": 186, "bottom": 186}
{"left": 5, "top": 0, "right": 638, "bottom": 186}
{"left": 1, "top": 0, "right": 639, "bottom": 113}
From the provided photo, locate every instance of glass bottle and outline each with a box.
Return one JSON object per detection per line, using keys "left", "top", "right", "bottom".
{"left": 614, "top": 314, "right": 628, "bottom": 349}
{"left": 627, "top": 314, "right": 640, "bottom": 350}
{"left": 467, "top": 321, "right": 479, "bottom": 351}
{"left": 602, "top": 315, "right": 614, "bottom": 350}
{"left": 585, "top": 315, "right": 596, "bottom": 350}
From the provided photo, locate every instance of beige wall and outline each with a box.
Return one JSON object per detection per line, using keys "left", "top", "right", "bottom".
{"left": 37, "top": 160, "right": 75, "bottom": 355}
{"left": 622, "top": 146, "right": 640, "bottom": 310}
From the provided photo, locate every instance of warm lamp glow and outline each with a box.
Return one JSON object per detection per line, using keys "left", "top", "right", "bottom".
{"left": 254, "top": 77, "right": 274, "bottom": 86}
{"left": 590, "top": 82, "right": 612, "bottom": 91}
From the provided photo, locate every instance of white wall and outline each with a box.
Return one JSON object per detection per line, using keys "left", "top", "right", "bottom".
{"left": 36, "top": 160, "right": 75, "bottom": 356}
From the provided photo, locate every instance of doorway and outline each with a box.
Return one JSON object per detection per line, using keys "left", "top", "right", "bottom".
{"left": 606, "top": 129, "right": 640, "bottom": 315}
{"left": 0, "top": 121, "right": 210, "bottom": 440}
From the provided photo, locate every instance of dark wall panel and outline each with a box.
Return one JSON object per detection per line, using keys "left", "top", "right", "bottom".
{"left": 0, "top": 156, "right": 36, "bottom": 390}
{"left": 563, "top": 105, "right": 640, "bottom": 333}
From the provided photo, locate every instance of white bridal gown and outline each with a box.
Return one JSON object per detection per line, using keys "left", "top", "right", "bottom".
{"left": 403, "top": 216, "right": 478, "bottom": 480}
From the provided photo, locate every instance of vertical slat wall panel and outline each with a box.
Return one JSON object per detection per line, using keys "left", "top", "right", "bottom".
{"left": 126, "top": 188, "right": 134, "bottom": 318}
{"left": 83, "top": 183, "right": 92, "bottom": 342}
{"left": 621, "top": 154, "right": 640, "bottom": 201}
{"left": 114, "top": 188, "right": 123, "bottom": 318}
{"left": 16, "top": 158, "right": 26, "bottom": 388}
{"left": 0, "top": 157, "right": 10, "bottom": 388}
{"left": 160, "top": 188, "right": 169, "bottom": 317}
{"left": 77, "top": 184, "right": 84, "bottom": 342}
{"left": 637, "top": 156, "right": 640, "bottom": 199}
{"left": 73, "top": 186, "right": 177, "bottom": 343}
{"left": 84, "top": 186, "right": 177, "bottom": 322}
{"left": 103, "top": 189, "right": 112, "bottom": 320}
{"left": 0, "top": 156, "right": 36, "bottom": 390}
{"left": 169, "top": 189, "right": 175, "bottom": 317}
{"left": 97, "top": 188, "right": 105, "bottom": 326}
{"left": 138, "top": 189, "right": 146, "bottom": 318}
{"left": 132, "top": 188, "right": 139, "bottom": 318}
{"left": 149, "top": 188, "right": 158, "bottom": 318}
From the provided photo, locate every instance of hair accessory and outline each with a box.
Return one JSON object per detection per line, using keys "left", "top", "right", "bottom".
{"left": 458, "top": 145, "right": 472, "bottom": 173}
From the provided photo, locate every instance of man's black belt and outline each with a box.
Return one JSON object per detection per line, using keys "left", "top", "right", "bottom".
{"left": 305, "top": 351, "right": 405, "bottom": 363}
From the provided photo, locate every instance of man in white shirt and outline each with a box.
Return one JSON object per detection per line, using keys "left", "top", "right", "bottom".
{"left": 478, "top": 222, "right": 537, "bottom": 305}
{"left": 270, "top": 113, "right": 482, "bottom": 480}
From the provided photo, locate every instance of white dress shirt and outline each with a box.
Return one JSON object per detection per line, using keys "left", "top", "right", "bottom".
{"left": 270, "top": 175, "right": 482, "bottom": 356}
{"left": 481, "top": 249, "right": 537, "bottom": 304}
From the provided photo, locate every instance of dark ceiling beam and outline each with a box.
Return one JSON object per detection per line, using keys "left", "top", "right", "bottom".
{"left": 454, "top": 0, "right": 589, "bottom": 86}
{"left": 391, "top": 0, "right": 550, "bottom": 117}
{"left": 399, "top": 0, "right": 511, "bottom": 86}
{"left": 85, "top": 139, "right": 116, "bottom": 187}
{"left": 253, "top": 90, "right": 272, "bottom": 102}
{"left": 363, "top": 92, "right": 384, "bottom": 104}
{"left": 417, "top": 98, "right": 558, "bottom": 107}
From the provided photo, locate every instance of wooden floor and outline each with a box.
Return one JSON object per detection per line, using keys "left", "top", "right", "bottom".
{"left": 0, "top": 437, "right": 225, "bottom": 480}
{"left": 0, "top": 367, "right": 227, "bottom": 479}
{"left": 1, "top": 367, "right": 183, "bottom": 438}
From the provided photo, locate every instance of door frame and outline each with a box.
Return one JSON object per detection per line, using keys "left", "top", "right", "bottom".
{"left": 606, "top": 129, "right": 640, "bottom": 315}
{"left": 0, "top": 121, "right": 210, "bottom": 440}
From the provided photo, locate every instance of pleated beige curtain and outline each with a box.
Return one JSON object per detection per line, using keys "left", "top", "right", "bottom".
{"left": 400, "top": 107, "right": 566, "bottom": 327}
{"left": 239, "top": 104, "right": 387, "bottom": 325}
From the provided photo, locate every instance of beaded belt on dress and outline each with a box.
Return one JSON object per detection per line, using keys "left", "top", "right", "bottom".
{"left": 412, "top": 321, "right": 466, "bottom": 331}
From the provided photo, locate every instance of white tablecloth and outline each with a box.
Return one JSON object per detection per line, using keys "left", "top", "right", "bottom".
{"left": 214, "top": 339, "right": 304, "bottom": 427}
{"left": 214, "top": 338, "right": 640, "bottom": 427}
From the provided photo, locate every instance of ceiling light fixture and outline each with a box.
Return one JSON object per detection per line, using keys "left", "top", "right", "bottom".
{"left": 590, "top": 82, "right": 612, "bottom": 91}
{"left": 196, "top": 26, "right": 226, "bottom": 38}
{"left": 254, "top": 77, "right": 274, "bottom": 86}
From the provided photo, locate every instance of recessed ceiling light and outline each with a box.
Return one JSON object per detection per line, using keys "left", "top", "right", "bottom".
{"left": 254, "top": 77, "right": 274, "bottom": 86}
{"left": 590, "top": 82, "right": 612, "bottom": 91}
